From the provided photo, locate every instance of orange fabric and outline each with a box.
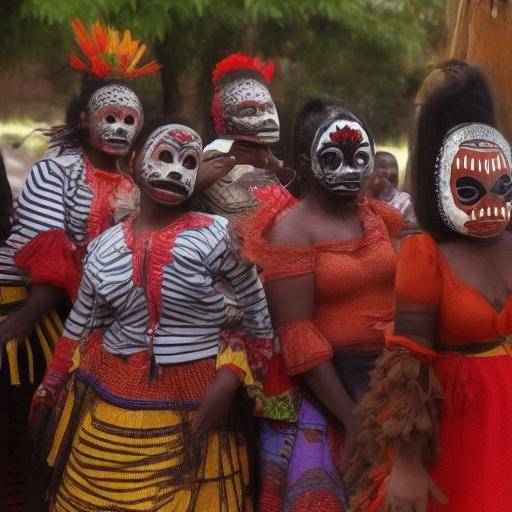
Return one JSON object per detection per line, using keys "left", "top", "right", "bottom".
{"left": 84, "top": 157, "right": 135, "bottom": 241}
{"left": 79, "top": 332, "right": 216, "bottom": 403}
{"left": 49, "top": 337, "right": 78, "bottom": 374}
{"left": 242, "top": 184, "right": 314, "bottom": 281}
{"left": 385, "top": 334, "right": 436, "bottom": 360}
{"left": 378, "top": 232, "right": 512, "bottom": 511}
{"left": 395, "top": 233, "right": 512, "bottom": 347}
{"left": 279, "top": 320, "right": 333, "bottom": 375}
{"left": 241, "top": 188, "right": 398, "bottom": 351}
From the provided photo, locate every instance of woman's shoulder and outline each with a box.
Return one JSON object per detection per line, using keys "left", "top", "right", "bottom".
{"left": 364, "top": 198, "right": 404, "bottom": 238}
{"left": 241, "top": 186, "right": 314, "bottom": 280}
{"left": 266, "top": 202, "right": 313, "bottom": 247}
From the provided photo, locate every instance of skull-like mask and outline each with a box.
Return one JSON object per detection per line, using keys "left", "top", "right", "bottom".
{"left": 212, "top": 78, "right": 280, "bottom": 144}
{"left": 437, "top": 123, "right": 512, "bottom": 238}
{"left": 133, "top": 124, "right": 202, "bottom": 206}
{"left": 87, "top": 84, "right": 143, "bottom": 157}
{"left": 311, "top": 118, "right": 374, "bottom": 196}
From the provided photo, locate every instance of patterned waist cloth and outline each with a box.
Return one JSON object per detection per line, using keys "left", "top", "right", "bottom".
{"left": 78, "top": 331, "right": 217, "bottom": 410}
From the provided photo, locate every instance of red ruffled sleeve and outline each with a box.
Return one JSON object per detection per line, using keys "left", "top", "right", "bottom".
{"left": 279, "top": 319, "right": 334, "bottom": 375}
{"left": 14, "top": 228, "right": 83, "bottom": 301}
{"left": 366, "top": 198, "right": 404, "bottom": 238}
{"left": 239, "top": 184, "right": 314, "bottom": 282}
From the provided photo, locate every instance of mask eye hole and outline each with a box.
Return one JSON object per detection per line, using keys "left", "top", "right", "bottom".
{"left": 183, "top": 155, "right": 198, "bottom": 170}
{"left": 354, "top": 151, "right": 370, "bottom": 168}
{"left": 319, "top": 148, "right": 343, "bottom": 171}
{"left": 106, "top": 114, "right": 116, "bottom": 123}
{"left": 158, "top": 150, "right": 174, "bottom": 164}
{"left": 124, "top": 115, "right": 135, "bottom": 125}
{"left": 492, "top": 174, "right": 512, "bottom": 199}
{"left": 240, "top": 107, "right": 258, "bottom": 116}
{"left": 455, "top": 176, "right": 487, "bottom": 205}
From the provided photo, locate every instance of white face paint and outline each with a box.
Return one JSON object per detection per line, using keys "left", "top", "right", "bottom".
{"left": 134, "top": 124, "right": 202, "bottom": 206}
{"left": 311, "top": 119, "right": 374, "bottom": 195}
{"left": 214, "top": 78, "right": 280, "bottom": 144}
{"left": 87, "top": 84, "right": 143, "bottom": 157}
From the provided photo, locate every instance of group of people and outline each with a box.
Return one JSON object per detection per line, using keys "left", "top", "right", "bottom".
{"left": 1, "top": 18, "right": 511, "bottom": 512}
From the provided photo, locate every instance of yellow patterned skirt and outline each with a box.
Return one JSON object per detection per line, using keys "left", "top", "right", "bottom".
{"left": 0, "top": 285, "right": 64, "bottom": 385}
{"left": 48, "top": 370, "right": 252, "bottom": 512}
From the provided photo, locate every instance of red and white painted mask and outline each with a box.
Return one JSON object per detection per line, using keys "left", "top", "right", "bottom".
{"left": 437, "top": 123, "right": 512, "bottom": 238}
{"left": 87, "top": 84, "right": 143, "bottom": 157}
{"left": 211, "top": 78, "right": 280, "bottom": 144}
{"left": 133, "top": 124, "right": 202, "bottom": 206}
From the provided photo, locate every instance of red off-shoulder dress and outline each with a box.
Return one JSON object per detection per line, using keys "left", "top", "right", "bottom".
{"left": 392, "top": 233, "right": 512, "bottom": 511}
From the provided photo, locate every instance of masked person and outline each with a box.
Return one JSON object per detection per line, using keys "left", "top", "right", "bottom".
{"left": 196, "top": 53, "right": 295, "bottom": 218}
{"left": 347, "top": 65, "right": 512, "bottom": 512}
{"left": 0, "top": 18, "right": 158, "bottom": 510}
{"left": 33, "top": 120, "right": 273, "bottom": 511}
{"left": 237, "top": 98, "right": 402, "bottom": 511}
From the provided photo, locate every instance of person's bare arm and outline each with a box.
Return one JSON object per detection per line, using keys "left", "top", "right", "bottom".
{"left": 0, "top": 284, "right": 65, "bottom": 345}
{"left": 384, "top": 307, "right": 447, "bottom": 512}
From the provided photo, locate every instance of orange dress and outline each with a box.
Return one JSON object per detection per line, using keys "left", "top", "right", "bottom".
{"left": 244, "top": 185, "right": 401, "bottom": 355}
{"left": 394, "top": 233, "right": 512, "bottom": 511}
{"left": 241, "top": 185, "right": 401, "bottom": 512}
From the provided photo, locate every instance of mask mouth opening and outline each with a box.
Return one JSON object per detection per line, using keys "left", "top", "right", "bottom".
{"left": 105, "top": 137, "right": 129, "bottom": 147}
{"left": 147, "top": 179, "right": 189, "bottom": 197}
{"left": 325, "top": 172, "right": 362, "bottom": 191}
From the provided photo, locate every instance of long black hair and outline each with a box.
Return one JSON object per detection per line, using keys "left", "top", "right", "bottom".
{"left": 411, "top": 63, "right": 497, "bottom": 240}
{"left": 292, "top": 97, "right": 374, "bottom": 196}
{"left": 0, "top": 152, "right": 12, "bottom": 242}
{"left": 44, "top": 78, "right": 137, "bottom": 154}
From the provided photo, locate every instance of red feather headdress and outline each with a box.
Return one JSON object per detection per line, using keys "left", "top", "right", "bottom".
{"left": 70, "top": 18, "right": 161, "bottom": 79}
{"left": 211, "top": 53, "right": 275, "bottom": 87}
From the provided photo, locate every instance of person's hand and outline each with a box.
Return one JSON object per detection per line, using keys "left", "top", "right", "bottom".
{"left": 0, "top": 309, "right": 37, "bottom": 346}
{"left": 340, "top": 414, "right": 362, "bottom": 471}
{"left": 228, "top": 141, "right": 273, "bottom": 170}
{"left": 195, "top": 152, "right": 237, "bottom": 193}
{"left": 29, "top": 365, "right": 70, "bottom": 421}
{"left": 191, "top": 367, "right": 242, "bottom": 436}
{"left": 385, "top": 457, "right": 447, "bottom": 512}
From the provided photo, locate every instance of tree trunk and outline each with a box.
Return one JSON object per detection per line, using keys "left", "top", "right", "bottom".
{"left": 155, "top": 40, "right": 183, "bottom": 117}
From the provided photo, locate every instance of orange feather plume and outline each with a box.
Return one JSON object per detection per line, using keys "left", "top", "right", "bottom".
{"left": 70, "top": 18, "right": 162, "bottom": 79}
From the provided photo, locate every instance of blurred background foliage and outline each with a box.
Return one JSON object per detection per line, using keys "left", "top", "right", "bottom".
{"left": 0, "top": 0, "right": 446, "bottom": 188}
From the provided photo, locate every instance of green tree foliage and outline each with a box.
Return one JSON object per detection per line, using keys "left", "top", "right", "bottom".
{"left": 17, "top": 0, "right": 445, "bottom": 145}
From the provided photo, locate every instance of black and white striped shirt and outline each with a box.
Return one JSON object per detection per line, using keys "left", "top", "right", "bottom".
{"left": 0, "top": 152, "right": 135, "bottom": 286}
{"left": 64, "top": 214, "right": 273, "bottom": 364}
{"left": 0, "top": 153, "right": 96, "bottom": 284}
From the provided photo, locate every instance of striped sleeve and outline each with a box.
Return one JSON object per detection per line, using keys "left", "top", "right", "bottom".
{"left": 62, "top": 237, "right": 110, "bottom": 342}
{"left": 0, "top": 159, "right": 67, "bottom": 284}
{"left": 206, "top": 219, "right": 273, "bottom": 340}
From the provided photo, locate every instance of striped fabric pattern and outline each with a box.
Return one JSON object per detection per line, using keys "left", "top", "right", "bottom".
{"left": 63, "top": 215, "right": 273, "bottom": 364}
{"left": 0, "top": 153, "right": 93, "bottom": 285}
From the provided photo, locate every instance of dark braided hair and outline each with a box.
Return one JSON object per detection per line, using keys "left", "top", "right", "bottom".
{"left": 44, "top": 78, "right": 136, "bottom": 154}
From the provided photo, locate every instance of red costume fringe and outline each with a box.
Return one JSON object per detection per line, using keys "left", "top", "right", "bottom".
{"left": 211, "top": 52, "right": 275, "bottom": 86}
{"left": 14, "top": 229, "right": 82, "bottom": 301}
